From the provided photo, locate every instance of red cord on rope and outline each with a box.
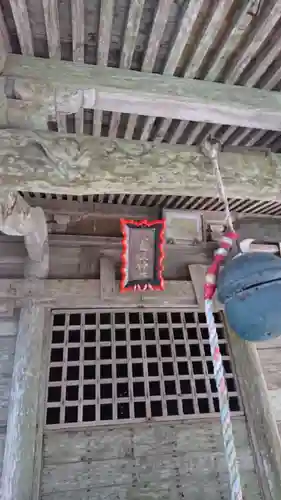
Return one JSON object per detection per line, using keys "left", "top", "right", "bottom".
{"left": 204, "top": 231, "right": 238, "bottom": 300}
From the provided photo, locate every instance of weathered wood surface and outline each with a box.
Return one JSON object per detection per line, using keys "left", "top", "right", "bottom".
{"left": 0, "top": 129, "right": 281, "bottom": 199}
{"left": 0, "top": 191, "right": 49, "bottom": 278}
{"left": 41, "top": 420, "right": 261, "bottom": 500}
{"left": 0, "top": 429, "right": 5, "bottom": 476}
{"left": 100, "top": 256, "right": 116, "bottom": 299}
{"left": 228, "top": 329, "right": 281, "bottom": 500}
{"left": 7, "top": 1, "right": 33, "bottom": 56}
{"left": 1, "top": 303, "right": 45, "bottom": 500}
{"left": 0, "top": 335, "right": 16, "bottom": 425}
{"left": 0, "top": 278, "right": 198, "bottom": 309}
{"left": 0, "top": 7, "right": 10, "bottom": 72}
{"left": 42, "top": 0, "right": 61, "bottom": 59}
{"left": 6, "top": 52, "right": 281, "bottom": 131}
{"left": 0, "top": 318, "right": 17, "bottom": 336}
{"left": 0, "top": 314, "right": 18, "bottom": 494}
{"left": 0, "top": 234, "right": 215, "bottom": 280}
{"left": 124, "top": 0, "right": 173, "bottom": 139}
{"left": 109, "top": 0, "right": 145, "bottom": 137}
{"left": 257, "top": 347, "right": 281, "bottom": 423}
{"left": 234, "top": 215, "right": 281, "bottom": 243}
{"left": 32, "top": 309, "right": 52, "bottom": 500}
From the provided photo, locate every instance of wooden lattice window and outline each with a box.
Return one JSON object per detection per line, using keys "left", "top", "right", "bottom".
{"left": 46, "top": 310, "right": 242, "bottom": 428}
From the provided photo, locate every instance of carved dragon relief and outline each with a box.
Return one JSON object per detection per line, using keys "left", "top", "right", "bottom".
{"left": 0, "top": 191, "right": 49, "bottom": 278}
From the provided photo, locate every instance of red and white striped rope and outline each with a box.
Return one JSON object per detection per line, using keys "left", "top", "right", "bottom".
{"left": 204, "top": 231, "right": 243, "bottom": 500}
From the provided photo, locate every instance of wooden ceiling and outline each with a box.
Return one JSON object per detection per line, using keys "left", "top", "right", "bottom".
{"left": 2, "top": 0, "right": 281, "bottom": 151}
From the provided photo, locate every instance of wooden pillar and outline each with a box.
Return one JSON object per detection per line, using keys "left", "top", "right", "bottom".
{"left": 1, "top": 301, "right": 45, "bottom": 500}
{"left": 228, "top": 328, "right": 281, "bottom": 500}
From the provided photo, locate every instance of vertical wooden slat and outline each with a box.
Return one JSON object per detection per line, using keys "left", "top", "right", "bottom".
{"left": 152, "top": 311, "right": 168, "bottom": 418}
{"left": 1, "top": 302, "right": 45, "bottom": 500}
{"left": 42, "top": 0, "right": 61, "bottom": 59}
{"left": 125, "top": 0, "right": 173, "bottom": 139}
{"left": 95, "top": 312, "right": 101, "bottom": 422}
{"left": 100, "top": 256, "right": 116, "bottom": 299}
{"left": 8, "top": 0, "right": 33, "bottom": 55}
{"left": 111, "top": 311, "right": 118, "bottom": 421}
{"left": 56, "top": 111, "right": 67, "bottom": 133}
{"left": 71, "top": 0, "right": 84, "bottom": 62}
{"left": 78, "top": 312, "right": 85, "bottom": 423}
{"left": 189, "top": 264, "right": 206, "bottom": 310}
{"left": 94, "top": 0, "right": 114, "bottom": 137}
{"left": 139, "top": 311, "right": 153, "bottom": 419}
{"left": 31, "top": 309, "right": 52, "bottom": 500}
{"left": 71, "top": 0, "right": 84, "bottom": 134}
{"left": 109, "top": 0, "right": 146, "bottom": 138}
{"left": 42, "top": 0, "right": 65, "bottom": 132}
{"left": 167, "top": 311, "right": 183, "bottom": 416}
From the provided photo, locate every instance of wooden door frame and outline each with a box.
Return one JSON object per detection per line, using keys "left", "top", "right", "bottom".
{"left": 1, "top": 275, "right": 281, "bottom": 500}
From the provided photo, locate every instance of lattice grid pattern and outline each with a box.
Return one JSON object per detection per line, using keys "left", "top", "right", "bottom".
{"left": 46, "top": 310, "right": 242, "bottom": 427}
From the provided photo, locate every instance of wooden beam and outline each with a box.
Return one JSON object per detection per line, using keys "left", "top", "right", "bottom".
{"left": 0, "top": 128, "right": 281, "bottom": 199}
{"left": 0, "top": 233, "right": 214, "bottom": 281}
{"left": 1, "top": 302, "right": 45, "bottom": 500}
{"left": 5, "top": 54, "right": 281, "bottom": 131}
{"left": 0, "top": 278, "right": 197, "bottom": 309}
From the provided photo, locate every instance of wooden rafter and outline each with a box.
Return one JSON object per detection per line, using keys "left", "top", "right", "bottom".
{"left": 94, "top": 0, "right": 114, "bottom": 137}
{"left": 71, "top": 0, "right": 84, "bottom": 134}
{"left": 1, "top": 1, "right": 281, "bottom": 151}
{"left": 125, "top": 0, "right": 173, "bottom": 140}
{"left": 8, "top": 0, "right": 33, "bottom": 55}
{"left": 0, "top": 128, "right": 280, "bottom": 200}
{"left": 109, "top": 0, "right": 146, "bottom": 138}
{"left": 0, "top": 5, "right": 10, "bottom": 71}
{"left": 5, "top": 54, "right": 281, "bottom": 131}
{"left": 204, "top": 0, "right": 281, "bottom": 147}
{"left": 42, "top": 0, "right": 61, "bottom": 59}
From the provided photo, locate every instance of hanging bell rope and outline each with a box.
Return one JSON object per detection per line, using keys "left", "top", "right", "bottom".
{"left": 201, "top": 138, "right": 243, "bottom": 500}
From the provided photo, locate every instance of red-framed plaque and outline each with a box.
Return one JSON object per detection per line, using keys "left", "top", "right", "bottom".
{"left": 120, "top": 219, "right": 165, "bottom": 292}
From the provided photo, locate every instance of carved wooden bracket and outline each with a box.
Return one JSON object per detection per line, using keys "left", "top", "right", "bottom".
{"left": 0, "top": 191, "right": 49, "bottom": 278}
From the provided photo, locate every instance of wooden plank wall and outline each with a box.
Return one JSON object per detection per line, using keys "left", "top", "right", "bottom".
{"left": 257, "top": 339, "right": 281, "bottom": 433}
{"left": 0, "top": 315, "right": 18, "bottom": 479}
{"left": 41, "top": 420, "right": 261, "bottom": 500}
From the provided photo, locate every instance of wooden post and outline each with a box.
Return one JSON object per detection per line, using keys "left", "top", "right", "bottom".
{"left": 227, "top": 327, "right": 281, "bottom": 500}
{"left": 1, "top": 301, "right": 45, "bottom": 500}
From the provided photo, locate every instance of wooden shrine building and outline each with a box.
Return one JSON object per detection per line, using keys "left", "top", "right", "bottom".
{"left": 1, "top": 1, "right": 281, "bottom": 499}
